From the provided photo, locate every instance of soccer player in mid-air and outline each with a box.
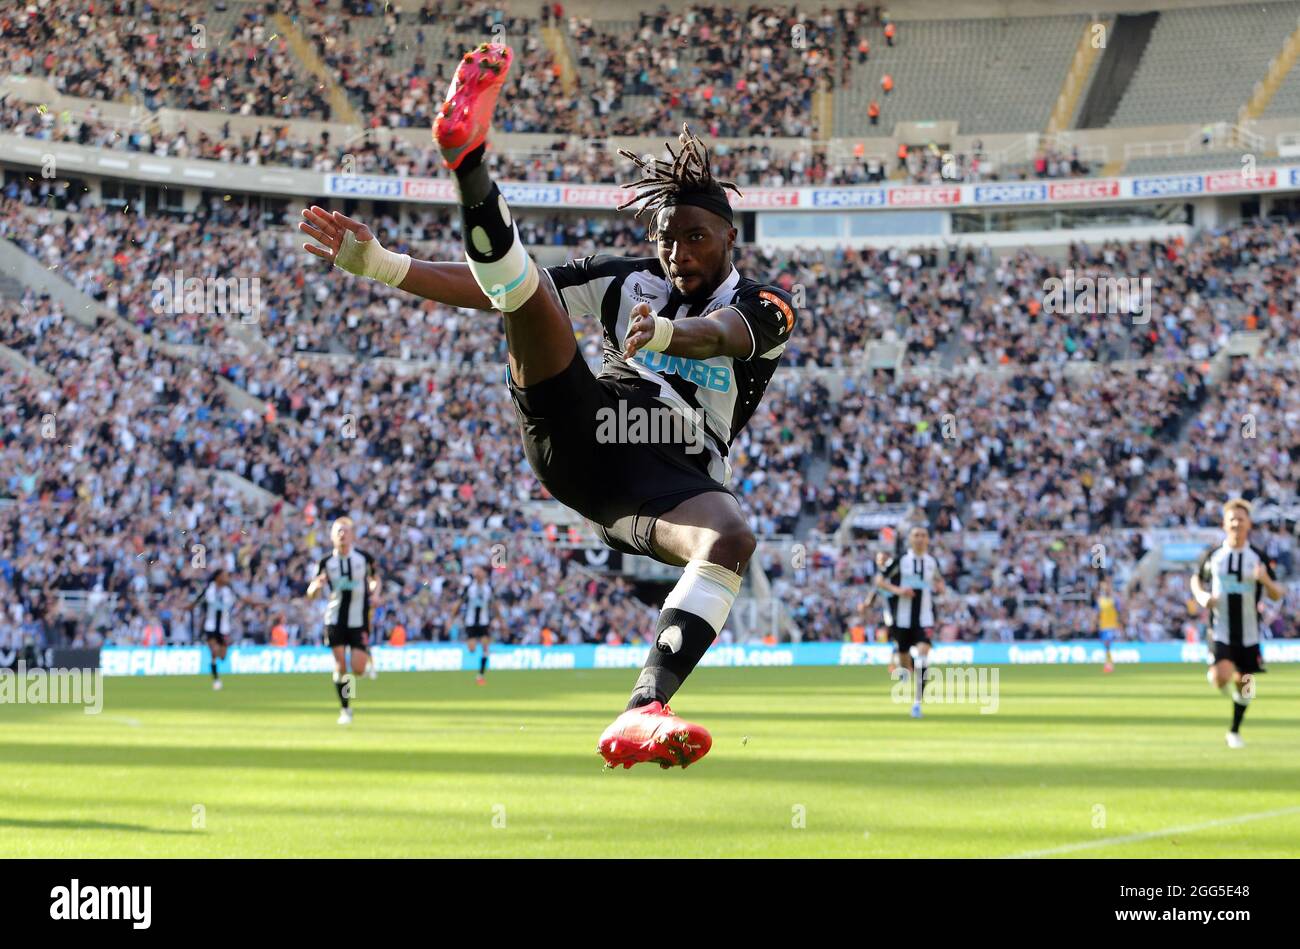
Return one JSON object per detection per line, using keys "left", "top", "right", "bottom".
{"left": 462, "top": 565, "right": 495, "bottom": 685}
{"left": 874, "top": 526, "right": 944, "bottom": 718}
{"left": 298, "top": 43, "right": 798, "bottom": 768}
{"left": 307, "top": 517, "right": 381, "bottom": 725}
{"left": 1190, "top": 499, "right": 1282, "bottom": 748}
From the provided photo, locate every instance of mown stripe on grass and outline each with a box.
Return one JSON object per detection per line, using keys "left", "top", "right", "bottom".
{"left": 1004, "top": 805, "right": 1300, "bottom": 858}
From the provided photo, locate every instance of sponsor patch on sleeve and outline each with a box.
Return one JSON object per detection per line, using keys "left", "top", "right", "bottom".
{"left": 758, "top": 290, "right": 794, "bottom": 332}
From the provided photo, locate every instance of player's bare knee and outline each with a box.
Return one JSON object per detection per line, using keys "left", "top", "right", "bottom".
{"left": 700, "top": 521, "right": 756, "bottom": 573}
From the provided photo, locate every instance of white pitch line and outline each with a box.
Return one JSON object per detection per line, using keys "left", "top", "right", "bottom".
{"left": 1004, "top": 805, "right": 1300, "bottom": 858}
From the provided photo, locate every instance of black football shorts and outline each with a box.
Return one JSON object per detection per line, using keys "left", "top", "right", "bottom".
{"left": 891, "top": 626, "right": 933, "bottom": 653}
{"left": 326, "top": 625, "right": 369, "bottom": 651}
{"left": 508, "top": 350, "right": 732, "bottom": 564}
{"left": 1212, "top": 641, "right": 1265, "bottom": 675}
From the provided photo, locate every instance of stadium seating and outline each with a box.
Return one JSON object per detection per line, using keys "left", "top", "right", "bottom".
{"left": 1107, "top": 3, "right": 1300, "bottom": 128}
{"left": 834, "top": 16, "right": 1092, "bottom": 136}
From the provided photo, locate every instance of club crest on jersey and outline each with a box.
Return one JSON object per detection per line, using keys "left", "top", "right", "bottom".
{"left": 635, "top": 351, "right": 732, "bottom": 392}
{"left": 631, "top": 281, "right": 655, "bottom": 302}
{"left": 759, "top": 290, "right": 794, "bottom": 332}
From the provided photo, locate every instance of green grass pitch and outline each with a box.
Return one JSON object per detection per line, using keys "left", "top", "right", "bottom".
{"left": 3, "top": 665, "right": 1299, "bottom": 857}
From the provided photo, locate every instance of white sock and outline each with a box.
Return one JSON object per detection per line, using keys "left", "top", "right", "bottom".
{"left": 662, "top": 560, "right": 743, "bottom": 634}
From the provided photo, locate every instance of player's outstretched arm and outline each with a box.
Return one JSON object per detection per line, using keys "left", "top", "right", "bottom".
{"left": 299, "top": 206, "right": 494, "bottom": 310}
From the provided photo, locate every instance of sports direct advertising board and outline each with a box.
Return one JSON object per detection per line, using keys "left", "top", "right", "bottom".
{"left": 323, "top": 167, "right": 1298, "bottom": 212}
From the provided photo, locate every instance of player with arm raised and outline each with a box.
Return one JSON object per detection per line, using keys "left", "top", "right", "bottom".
{"left": 299, "top": 44, "right": 797, "bottom": 768}
{"left": 307, "top": 517, "right": 381, "bottom": 724}
{"left": 1190, "top": 499, "right": 1284, "bottom": 748}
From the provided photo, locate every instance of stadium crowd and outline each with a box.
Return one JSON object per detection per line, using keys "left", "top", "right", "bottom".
{"left": 0, "top": 293, "right": 661, "bottom": 645}
{"left": 3, "top": 174, "right": 1300, "bottom": 647}
{"left": 3, "top": 93, "right": 1035, "bottom": 189}
{"left": 1, "top": 0, "right": 333, "bottom": 118}
{"left": 4, "top": 271, "right": 1298, "bottom": 648}
{"left": 1, "top": 0, "right": 1118, "bottom": 189}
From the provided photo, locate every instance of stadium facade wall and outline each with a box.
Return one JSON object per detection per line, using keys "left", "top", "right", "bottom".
{"left": 6, "top": 130, "right": 1288, "bottom": 215}
{"left": 97, "top": 641, "right": 1300, "bottom": 676}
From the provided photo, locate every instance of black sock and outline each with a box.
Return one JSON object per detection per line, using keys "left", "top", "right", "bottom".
{"left": 479, "top": 653, "right": 487, "bottom": 675}
{"left": 460, "top": 181, "right": 515, "bottom": 264}
{"left": 211, "top": 660, "right": 219, "bottom": 680}
{"left": 451, "top": 144, "right": 491, "bottom": 205}
{"left": 1231, "top": 699, "right": 1247, "bottom": 733}
{"left": 335, "top": 675, "right": 350, "bottom": 709}
{"left": 626, "top": 609, "right": 716, "bottom": 710}
{"left": 914, "top": 658, "right": 926, "bottom": 704}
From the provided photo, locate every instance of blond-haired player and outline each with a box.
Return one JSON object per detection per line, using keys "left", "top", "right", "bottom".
{"left": 1191, "top": 500, "right": 1283, "bottom": 748}
{"left": 307, "top": 517, "right": 381, "bottom": 724}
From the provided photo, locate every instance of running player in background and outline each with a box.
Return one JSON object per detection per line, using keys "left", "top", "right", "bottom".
{"left": 463, "top": 566, "right": 494, "bottom": 685}
{"left": 873, "top": 550, "right": 907, "bottom": 683}
{"left": 307, "top": 517, "right": 381, "bottom": 725}
{"left": 193, "top": 569, "right": 239, "bottom": 691}
{"left": 1190, "top": 500, "right": 1284, "bottom": 748}
{"left": 1096, "top": 577, "right": 1122, "bottom": 674}
{"left": 875, "top": 526, "right": 944, "bottom": 718}
{"left": 298, "top": 43, "right": 798, "bottom": 768}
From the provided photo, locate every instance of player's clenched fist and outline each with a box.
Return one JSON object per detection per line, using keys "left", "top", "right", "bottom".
{"left": 622, "top": 301, "right": 674, "bottom": 359}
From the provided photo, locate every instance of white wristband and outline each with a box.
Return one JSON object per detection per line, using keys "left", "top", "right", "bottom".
{"left": 643, "top": 315, "right": 675, "bottom": 353}
{"left": 336, "top": 229, "right": 412, "bottom": 288}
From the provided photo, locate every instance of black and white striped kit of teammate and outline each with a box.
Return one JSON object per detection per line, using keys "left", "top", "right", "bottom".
{"left": 1191, "top": 499, "right": 1284, "bottom": 749}
{"left": 307, "top": 517, "right": 381, "bottom": 725}
{"left": 874, "top": 526, "right": 945, "bottom": 719}
{"left": 463, "top": 566, "right": 495, "bottom": 685}
{"left": 298, "top": 51, "right": 797, "bottom": 766}
{"left": 192, "top": 569, "right": 240, "bottom": 691}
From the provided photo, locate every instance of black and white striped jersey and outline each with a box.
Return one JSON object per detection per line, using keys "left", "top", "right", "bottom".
{"left": 202, "top": 582, "right": 236, "bottom": 635}
{"left": 545, "top": 255, "right": 797, "bottom": 485}
{"left": 1196, "top": 543, "right": 1274, "bottom": 646}
{"left": 882, "top": 550, "right": 941, "bottom": 630}
{"left": 317, "top": 549, "right": 373, "bottom": 630}
{"left": 463, "top": 578, "right": 493, "bottom": 628}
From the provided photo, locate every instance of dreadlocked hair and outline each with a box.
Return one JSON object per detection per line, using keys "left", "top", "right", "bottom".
{"left": 616, "top": 123, "right": 742, "bottom": 239}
